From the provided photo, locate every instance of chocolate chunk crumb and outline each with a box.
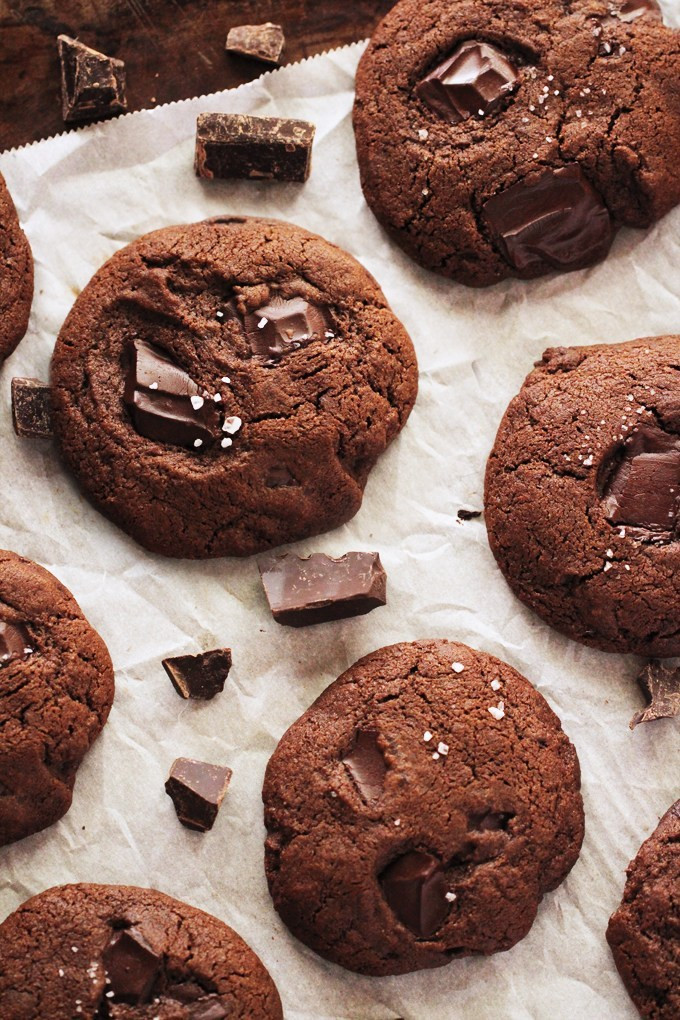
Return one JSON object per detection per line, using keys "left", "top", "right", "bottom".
{"left": 457, "top": 508, "right": 482, "bottom": 521}
{"left": 194, "top": 113, "right": 315, "bottom": 183}
{"left": 165, "top": 758, "right": 232, "bottom": 832}
{"left": 11, "top": 378, "right": 54, "bottom": 438}
{"left": 226, "top": 23, "right": 285, "bottom": 65}
{"left": 630, "top": 661, "right": 680, "bottom": 728}
{"left": 162, "top": 648, "right": 232, "bottom": 700}
{"left": 57, "top": 35, "right": 127, "bottom": 124}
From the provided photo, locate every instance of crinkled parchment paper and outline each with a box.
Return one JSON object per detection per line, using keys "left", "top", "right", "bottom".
{"left": 1, "top": 14, "right": 679, "bottom": 1017}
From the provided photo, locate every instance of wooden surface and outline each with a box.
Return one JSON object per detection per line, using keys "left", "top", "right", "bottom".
{"left": 0, "top": 1, "right": 395, "bottom": 151}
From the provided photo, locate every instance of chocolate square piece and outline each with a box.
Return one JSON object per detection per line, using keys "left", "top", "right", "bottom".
{"left": 194, "top": 113, "right": 315, "bottom": 182}
{"left": 58, "top": 35, "right": 127, "bottom": 124}
{"left": 226, "top": 23, "right": 285, "bottom": 65}
{"left": 11, "top": 378, "right": 53, "bottom": 438}
{"left": 630, "top": 661, "right": 680, "bottom": 728}
{"left": 165, "top": 758, "right": 232, "bottom": 832}
{"left": 258, "top": 551, "right": 387, "bottom": 627}
{"left": 162, "top": 648, "right": 232, "bottom": 700}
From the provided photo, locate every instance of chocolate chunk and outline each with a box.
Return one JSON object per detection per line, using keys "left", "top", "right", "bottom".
{"left": 457, "top": 508, "right": 482, "bottom": 521}
{"left": 123, "top": 339, "right": 223, "bottom": 450}
{"left": 630, "top": 661, "right": 680, "bottom": 728}
{"left": 482, "top": 163, "right": 613, "bottom": 273}
{"left": 11, "top": 378, "right": 54, "bottom": 439}
{"left": 243, "top": 296, "right": 333, "bottom": 362}
{"left": 265, "top": 465, "right": 297, "bottom": 488}
{"left": 416, "top": 40, "right": 519, "bottom": 125}
{"left": 226, "top": 23, "right": 285, "bottom": 65}
{"left": 186, "top": 999, "right": 229, "bottom": 1020}
{"left": 258, "top": 551, "right": 387, "bottom": 627}
{"left": 602, "top": 424, "right": 680, "bottom": 538}
{"left": 162, "top": 649, "right": 232, "bottom": 700}
{"left": 0, "top": 621, "right": 33, "bottom": 666}
{"left": 470, "top": 810, "right": 513, "bottom": 831}
{"left": 102, "top": 929, "right": 161, "bottom": 1005}
{"left": 165, "top": 758, "right": 232, "bottom": 832}
{"left": 57, "top": 35, "right": 127, "bottom": 124}
{"left": 618, "top": 0, "right": 662, "bottom": 22}
{"left": 380, "top": 851, "right": 450, "bottom": 937}
{"left": 341, "top": 729, "right": 387, "bottom": 801}
{"left": 194, "top": 113, "right": 315, "bottom": 183}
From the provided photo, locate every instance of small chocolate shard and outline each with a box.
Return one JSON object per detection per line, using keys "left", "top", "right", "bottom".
{"left": 11, "top": 378, "right": 54, "bottom": 439}
{"left": 341, "top": 729, "right": 387, "bottom": 801}
{"left": 457, "top": 508, "right": 482, "bottom": 521}
{"left": 602, "top": 424, "right": 680, "bottom": 539}
{"left": 416, "top": 40, "right": 519, "bottom": 125}
{"left": 630, "top": 661, "right": 680, "bottom": 728}
{"left": 243, "top": 295, "right": 333, "bottom": 362}
{"left": 380, "top": 851, "right": 450, "bottom": 937}
{"left": 258, "top": 551, "right": 387, "bottom": 627}
{"left": 0, "top": 621, "right": 33, "bottom": 666}
{"left": 195, "top": 113, "right": 315, "bottom": 183}
{"left": 102, "top": 929, "right": 161, "bottom": 1005}
{"left": 165, "top": 758, "right": 232, "bottom": 832}
{"left": 482, "top": 163, "right": 613, "bottom": 274}
{"left": 226, "top": 23, "right": 285, "bottom": 65}
{"left": 162, "top": 648, "right": 232, "bottom": 701}
{"left": 58, "top": 35, "right": 127, "bottom": 124}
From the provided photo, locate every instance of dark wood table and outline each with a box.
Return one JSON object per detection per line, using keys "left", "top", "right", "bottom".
{"left": 0, "top": 1, "right": 395, "bottom": 151}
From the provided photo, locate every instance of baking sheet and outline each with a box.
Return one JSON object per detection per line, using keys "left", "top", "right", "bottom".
{"left": 1, "top": 15, "right": 680, "bottom": 1017}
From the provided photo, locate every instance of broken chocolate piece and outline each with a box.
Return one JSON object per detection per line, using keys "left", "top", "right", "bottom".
{"left": 380, "top": 851, "right": 450, "bottom": 937}
{"left": 258, "top": 551, "right": 387, "bottom": 627}
{"left": 57, "top": 35, "right": 127, "bottom": 124}
{"left": 416, "top": 40, "right": 519, "bottom": 125}
{"left": 0, "top": 621, "right": 32, "bottom": 666}
{"left": 194, "top": 113, "right": 315, "bottom": 183}
{"left": 11, "top": 378, "right": 54, "bottom": 439}
{"left": 162, "top": 648, "right": 232, "bottom": 701}
{"left": 225, "top": 23, "right": 285, "bottom": 65}
{"left": 341, "top": 729, "right": 387, "bottom": 801}
{"left": 102, "top": 929, "right": 161, "bottom": 1005}
{"left": 123, "top": 339, "right": 223, "bottom": 450}
{"left": 630, "top": 661, "right": 680, "bottom": 728}
{"left": 602, "top": 424, "right": 680, "bottom": 539}
{"left": 457, "top": 508, "right": 482, "bottom": 521}
{"left": 482, "top": 163, "right": 613, "bottom": 273}
{"left": 243, "top": 295, "right": 332, "bottom": 361}
{"left": 165, "top": 758, "right": 232, "bottom": 832}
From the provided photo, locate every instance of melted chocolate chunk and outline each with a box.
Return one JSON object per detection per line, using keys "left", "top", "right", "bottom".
{"left": 618, "top": 0, "right": 662, "bottom": 22}
{"left": 265, "top": 465, "right": 297, "bottom": 488}
{"left": 416, "top": 40, "right": 519, "bottom": 125}
{"left": 380, "top": 851, "right": 450, "bottom": 937}
{"left": 341, "top": 729, "right": 387, "bottom": 801}
{"left": 0, "top": 621, "right": 32, "bottom": 666}
{"left": 630, "top": 660, "right": 680, "bottom": 728}
{"left": 11, "top": 378, "right": 54, "bottom": 439}
{"left": 482, "top": 163, "right": 613, "bottom": 273}
{"left": 470, "top": 810, "right": 513, "bottom": 831}
{"left": 226, "top": 22, "right": 285, "bottom": 65}
{"left": 186, "top": 999, "right": 229, "bottom": 1020}
{"left": 123, "top": 339, "right": 222, "bottom": 450}
{"left": 102, "top": 929, "right": 161, "bottom": 1005}
{"left": 162, "top": 648, "right": 232, "bottom": 701}
{"left": 58, "top": 35, "right": 127, "bottom": 124}
{"left": 602, "top": 424, "right": 680, "bottom": 537}
{"left": 165, "top": 758, "right": 232, "bottom": 832}
{"left": 243, "top": 296, "right": 333, "bottom": 362}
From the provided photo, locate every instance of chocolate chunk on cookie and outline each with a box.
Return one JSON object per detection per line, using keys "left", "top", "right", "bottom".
{"left": 0, "top": 174, "right": 33, "bottom": 362}
{"left": 263, "top": 639, "right": 584, "bottom": 975}
{"left": 0, "top": 883, "right": 283, "bottom": 1018}
{"left": 485, "top": 335, "right": 680, "bottom": 655}
{"left": 50, "top": 216, "right": 417, "bottom": 558}
{"left": 0, "top": 550, "right": 114, "bottom": 847}
{"left": 353, "top": 0, "right": 680, "bottom": 285}
{"left": 607, "top": 801, "right": 680, "bottom": 1019}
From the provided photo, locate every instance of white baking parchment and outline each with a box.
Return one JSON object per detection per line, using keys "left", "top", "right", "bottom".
{"left": 1, "top": 15, "right": 680, "bottom": 1019}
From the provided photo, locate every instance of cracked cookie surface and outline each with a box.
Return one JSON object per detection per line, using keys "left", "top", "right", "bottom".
{"left": 485, "top": 336, "right": 680, "bottom": 655}
{"left": 0, "top": 550, "right": 114, "bottom": 847}
{"left": 353, "top": 0, "right": 680, "bottom": 286}
{"left": 0, "top": 173, "right": 33, "bottom": 361}
{"left": 607, "top": 801, "right": 680, "bottom": 1020}
{"left": 262, "top": 639, "right": 584, "bottom": 976}
{"left": 0, "top": 883, "right": 283, "bottom": 1019}
{"left": 50, "top": 217, "right": 418, "bottom": 559}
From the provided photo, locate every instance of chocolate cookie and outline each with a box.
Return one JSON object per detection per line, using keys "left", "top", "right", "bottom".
{"left": 263, "top": 639, "right": 584, "bottom": 976}
{"left": 485, "top": 336, "right": 680, "bottom": 656}
{"left": 353, "top": 0, "right": 680, "bottom": 286}
{"left": 0, "top": 550, "right": 114, "bottom": 847}
{"left": 0, "top": 173, "right": 33, "bottom": 360}
{"left": 0, "top": 883, "right": 283, "bottom": 1018}
{"left": 607, "top": 801, "right": 680, "bottom": 1019}
{"left": 50, "top": 217, "right": 417, "bottom": 558}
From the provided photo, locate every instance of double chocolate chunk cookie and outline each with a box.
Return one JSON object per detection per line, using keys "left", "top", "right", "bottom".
{"left": 0, "top": 173, "right": 33, "bottom": 360}
{"left": 263, "top": 640, "right": 584, "bottom": 975}
{"left": 0, "top": 551, "right": 114, "bottom": 847}
{"left": 354, "top": 0, "right": 680, "bottom": 285}
{"left": 485, "top": 336, "right": 680, "bottom": 655}
{"left": 607, "top": 801, "right": 680, "bottom": 1019}
{"left": 51, "top": 217, "right": 417, "bottom": 558}
{"left": 0, "top": 883, "right": 283, "bottom": 1018}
